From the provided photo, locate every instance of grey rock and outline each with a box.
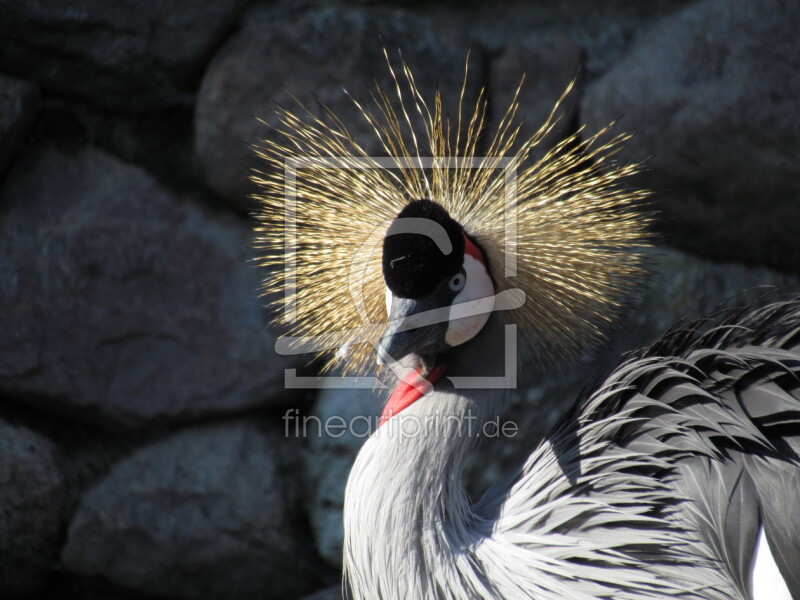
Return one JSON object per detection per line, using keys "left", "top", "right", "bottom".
{"left": 581, "top": 0, "right": 800, "bottom": 273}
{"left": 305, "top": 247, "right": 800, "bottom": 564}
{"left": 0, "top": 418, "right": 65, "bottom": 598}
{"left": 62, "top": 420, "right": 321, "bottom": 600}
{"left": 490, "top": 34, "right": 582, "bottom": 156}
{"left": 424, "top": 1, "right": 694, "bottom": 77}
{"left": 304, "top": 386, "right": 380, "bottom": 568}
{"left": 0, "top": 0, "right": 249, "bottom": 112}
{"left": 195, "top": 3, "right": 483, "bottom": 210}
{"left": 0, "top": 74, "right": 38, "bottom": 177}
{"left": 0, "top": 145, "right": 298, "bottom": 427}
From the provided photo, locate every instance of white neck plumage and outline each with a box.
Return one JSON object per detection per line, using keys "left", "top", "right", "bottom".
{"left": 343, "top": 313, "right": 509, "bottom": 600}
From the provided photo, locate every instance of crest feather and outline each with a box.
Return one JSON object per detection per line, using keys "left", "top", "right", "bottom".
{"left": 253, "top": 53, "right": 652, "bottom": 376}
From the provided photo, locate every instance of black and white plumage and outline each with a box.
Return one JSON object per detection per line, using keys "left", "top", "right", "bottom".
{"left": 254, "top": 57, "right": 800, "bottom": 599}
{"left": 344, "top": 221, "right": 800, "bottom": 600}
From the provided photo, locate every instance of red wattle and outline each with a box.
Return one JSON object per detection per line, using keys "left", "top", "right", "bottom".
{"left": 379, "top": 364, "right": 447, "bottom": 427}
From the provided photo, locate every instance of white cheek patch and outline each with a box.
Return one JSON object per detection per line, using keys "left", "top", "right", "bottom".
{"left": 445, "top": 255, "right": 495, "bottom": 347}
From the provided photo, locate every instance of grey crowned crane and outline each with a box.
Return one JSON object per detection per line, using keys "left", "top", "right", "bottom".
{"left": 254, "top": 57, "right": 800, "bottom": 599}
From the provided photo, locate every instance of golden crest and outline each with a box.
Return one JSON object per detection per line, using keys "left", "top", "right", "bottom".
{"left": 253, "top": 51, "right": 651, "bottom": 376}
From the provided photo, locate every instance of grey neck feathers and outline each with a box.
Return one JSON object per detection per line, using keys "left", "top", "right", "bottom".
{"left": 343, "top": 314, "right": 509, "bottom": 600}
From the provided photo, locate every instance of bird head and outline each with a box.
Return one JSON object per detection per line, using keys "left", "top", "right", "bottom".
{"left": 379, "top": 199, "right": 495, "bottom": 373}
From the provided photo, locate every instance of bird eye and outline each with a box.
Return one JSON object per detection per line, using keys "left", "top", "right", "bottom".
{"left": 448, "top": 273, "right": 466, "bottom": 292}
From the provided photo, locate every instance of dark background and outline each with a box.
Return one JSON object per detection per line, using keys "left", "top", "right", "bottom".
{"left": 0, "top": 1, "right": 798, "bottom": 599}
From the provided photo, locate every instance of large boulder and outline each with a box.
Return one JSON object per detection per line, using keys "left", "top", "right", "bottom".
{"left": 0, "top": 0, "right": 248, "bottom": 112}
{"left": 457, "top": 1, "right": 695, "bottom": 77}
{"left": 0, "top": 418, "right": 65, "bottom": 598}
{"left": 61, "top": 421, "right": 321, "bottom": 600}
{"left": 581, "top": 0, "right": 800, "bottom": 273}
{"left": 0, "top": 145, "right": 298, "bottom": 428}
{"left": 195, "top": 3, "right": 483, "bottom": 210}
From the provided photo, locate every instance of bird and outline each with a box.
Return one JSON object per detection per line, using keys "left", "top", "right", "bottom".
{"left": 253, "top": 54, "right": 800, "bottom": 600}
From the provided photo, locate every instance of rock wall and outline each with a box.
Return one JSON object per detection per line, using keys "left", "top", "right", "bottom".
{"left": 0, "top": 1, "right": 798, "bottom": 599}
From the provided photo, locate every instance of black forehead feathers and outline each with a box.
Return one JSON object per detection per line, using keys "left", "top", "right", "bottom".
{"left": 382, "top": 199, "right": 464, "bottom": 299}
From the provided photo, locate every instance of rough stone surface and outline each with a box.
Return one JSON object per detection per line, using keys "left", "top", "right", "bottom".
{"left": 0, "top": 145, "right": 298, "bottom": 427}
{"left": 0, "top": 0, "right": 248, "bottom": 112}
{"left": 304, "top": 386, "right": 379, "bottom": 567}
{"left": 195, "top": 3, "right": 483, "bottom": 210}
{"left": 490, "top": 34, "right": 582, "bottom": 155}
{"left": 0, "top": 74, "right": 39, "bottom": 177}
{"left": 0, "top": 418, "right": 65, "bottom": 598}
{"left": 581, "top": 0, "right": 800, "bottom": 273}
{"left": 305, "top": 246, "right": 800, "bottom": 567}
{"left": 425, "top": 0, "right": 695, "bottom": 76}
{"left": 61, "top": 420, "right": 321, "bottom": 600}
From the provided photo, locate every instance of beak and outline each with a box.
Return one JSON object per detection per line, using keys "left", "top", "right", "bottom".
{"left": 378, "top": 294, "right": 449, "bottom": 365}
